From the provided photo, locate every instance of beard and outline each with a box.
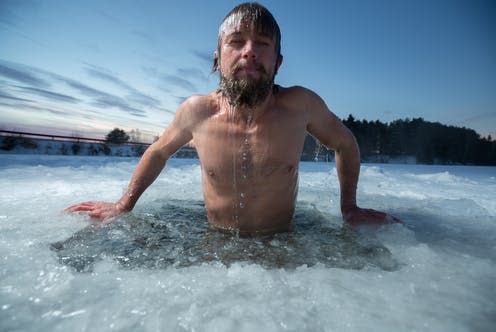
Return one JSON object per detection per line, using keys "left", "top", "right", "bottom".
{"left": 219, "top": 63, "right": 274, "bottom": 109}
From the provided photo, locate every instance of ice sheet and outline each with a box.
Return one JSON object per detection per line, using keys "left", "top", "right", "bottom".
{"left": 0, "top": 155, "right": 495, "bottom": 331}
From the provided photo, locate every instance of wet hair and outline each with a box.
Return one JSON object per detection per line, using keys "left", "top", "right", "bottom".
{"left": 213, "top": 2, "right": 282, "bottom": 72}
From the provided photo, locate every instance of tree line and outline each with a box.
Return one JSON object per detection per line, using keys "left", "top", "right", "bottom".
{"left": 302, "top": 115, "right": 495, "bottom": 165}
{"left": 105, "top": 123, "right": 495, "bottom": 165}
{"left": 4, "top": 123, "right": 492, "bottom": 165}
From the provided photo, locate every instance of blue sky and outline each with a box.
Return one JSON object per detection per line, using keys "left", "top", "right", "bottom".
{"left": 1, "top": 0, "right": 495, "bottom": 142}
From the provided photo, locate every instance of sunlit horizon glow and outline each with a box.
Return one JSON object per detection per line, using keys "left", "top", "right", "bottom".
{"left": 1, "top": 0, "right": 495, "bottom": 142}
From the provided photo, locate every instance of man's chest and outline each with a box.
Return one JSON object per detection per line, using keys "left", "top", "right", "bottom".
{"left": 193, "top": 115, "right": 307, "bottom": 178}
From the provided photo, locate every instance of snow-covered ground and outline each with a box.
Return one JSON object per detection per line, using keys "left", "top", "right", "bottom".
{"left": 0, "top": 136, "right": 146, "bottom": 157}
{"left": 0, "top": 155, "right": 495, "bottom": 331}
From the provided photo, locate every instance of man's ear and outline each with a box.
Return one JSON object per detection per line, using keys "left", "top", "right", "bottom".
{"left": 212, "top": 51, "right": 219, "bottom": 72}
{"left": 274, "top": 54, "right": 283, "bottom": 75}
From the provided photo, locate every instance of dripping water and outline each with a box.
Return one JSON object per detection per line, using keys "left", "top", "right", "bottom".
{"left": 227, "top": 103, "right": 240, "bottom": 235}
{"left": 239, "top": 110, "right": 253, "bottom": 210}
{"left": 227, "top": 101, "right": 254, "bottom": 235}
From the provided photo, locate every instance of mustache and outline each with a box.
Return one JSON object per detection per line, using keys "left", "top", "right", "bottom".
{"left": 231, "top": 62, "right": 268, "bottom": 75}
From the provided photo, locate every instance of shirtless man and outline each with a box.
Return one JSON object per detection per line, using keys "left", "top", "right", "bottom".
{"left": 66, "top": 2, "right": 397, "bottom": 235}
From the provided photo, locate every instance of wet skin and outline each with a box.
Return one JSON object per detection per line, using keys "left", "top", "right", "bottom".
{"left": 66, "top": 24, "right": 398, "bottom": 233}
{"left": 195, "top": 90, "right": 306, "bottom": 234}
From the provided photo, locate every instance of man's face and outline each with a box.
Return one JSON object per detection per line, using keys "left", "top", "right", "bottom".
{"left": 219, "top": 23, "right": 279, "bottom": 82}
{"left": 218, "top": 23, "right": 281, "bottom": 108}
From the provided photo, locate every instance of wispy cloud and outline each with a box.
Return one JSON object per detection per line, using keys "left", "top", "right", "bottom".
{"left": 132, "top": 29, "right": 156, "bottom": 44}
{"left": 97, "top": 10, "right": 123, "bottom": 25}
{"left": 190, "top": 49, "right": 213, "bottom": 64}
{"left": 155, "top": 106, "right": 176, "bottom": 116}
{"left": 36, "top": 68, "right": 148, "bottom": 117}
{"left": 57, "top": 77, "right": 106, "bottom": 97}
{"left": 0, "top": 90, "right": 33, "bottom": 103}
{"left": 0, "top": 5, "right": 20, "bottom": 28}
{"left": 0, "top": 60, "right": 149, "bottom": 117}
{"left": 0, "top": 1, "right": 49, "bottom": 50}
{"left": 0, "top": 62, "right": 48, "bottom": 87}
{"left": 161, "top": 74, "right": 197, "bottom": 92}
{"left": 59, "top": 77, "right": 146, "bottom": 117}
{"left": 127, "top": 92, "right": 161, "bottom": 109}
{"left": 0, "top": 0, "right": 39, "bottom": 29}
{"left": 459, "top": 112, "right": 496, "bottom": 125}
{"left": 91, "top": 95, "right": 146, "bottom": 117}
{"left": 458, "top": 112, "right": 496, "bottom": 137}
{"left": 84, "top": 64, "right": 161, "bottom": 108}
{"left": 1, "top": 99, "right": 72, "bottom": 117}
{"left": 13, "top": 85, "right": 80, "bottom": 103}
{"left": 84, "top": 64, "right": 133, "bottom": 90}
{"left": 177, "top": 67, "right": 208, "bottom": 83}
{"left": 142, "top": 64, "right": 212, "bottom": 93}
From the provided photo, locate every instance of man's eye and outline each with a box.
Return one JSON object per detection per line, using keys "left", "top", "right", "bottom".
{"left": 255, "top": 39, "right": 271, "bottom": 46}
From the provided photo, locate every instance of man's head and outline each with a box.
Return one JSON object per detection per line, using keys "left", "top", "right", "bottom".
{"left": 214, "top": 2, "right": 283, "bottom": 108}
{"left": 213, "top": 2, "right": 282, "bottom": 72}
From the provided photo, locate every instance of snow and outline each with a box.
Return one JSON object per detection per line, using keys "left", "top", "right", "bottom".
{"left": 0, "top": 155, "right": 495, "bottom": 331}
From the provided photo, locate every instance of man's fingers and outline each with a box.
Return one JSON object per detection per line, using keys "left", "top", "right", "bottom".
{"left": 88, "top": 209, "right": 105, "bottom": 219}
{"left": 64, "top": 201, "right": 119, "bottom": 226}
{"left": 64, "top": 201, "right": 98, "bottom": 212}
{"left": 65, "top": 205, "right": 92, "bottom": 212}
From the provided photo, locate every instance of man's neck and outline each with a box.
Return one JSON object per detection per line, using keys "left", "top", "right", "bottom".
{"left": 218, "top": 89, "right": 275, "bottom": 124}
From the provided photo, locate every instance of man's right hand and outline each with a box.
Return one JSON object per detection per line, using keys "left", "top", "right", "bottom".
{"left": 64, "top": 201, "right": 127, "bottom": 225}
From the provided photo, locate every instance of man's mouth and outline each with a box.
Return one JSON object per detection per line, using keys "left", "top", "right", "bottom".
{"left": 232, "top": 63, "right": 266, "bottom": 76}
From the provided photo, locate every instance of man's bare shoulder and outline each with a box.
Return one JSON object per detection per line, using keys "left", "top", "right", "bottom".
{"left": 179, "top": 92, "right": 219, "bottom": 116}
{"left": 174, "top": 92, "right": 221, "bottom": 127}
{"left": 276, "top": 85, "right": 308, "bottom": 96}
{"left": 275, "top": 85, "right": 322, "bottom": 103}
{"left": 274, "top": 85, "right": 326, "bottom": 111}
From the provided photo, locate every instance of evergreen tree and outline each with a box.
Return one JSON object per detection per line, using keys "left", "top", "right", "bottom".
{"left": 335, "top": 115, "right": 495, "bottom": 165}
{"left": 105, "top": 128, "right": 130, "bottom": 144}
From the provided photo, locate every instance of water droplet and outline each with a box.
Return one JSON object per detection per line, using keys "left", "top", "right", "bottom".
{"left": 240, "top": 192, "right": 245, "bottom": 198}
{"left": 239, "top": 202, "right": 245, "bottom": 208}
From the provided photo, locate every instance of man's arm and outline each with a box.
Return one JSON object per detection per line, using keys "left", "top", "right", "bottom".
{"left": 303, "top": 88, "right": 399, "bottom": 225}
{"left": 65, "top": 97, "right": 200, "bottom": 223}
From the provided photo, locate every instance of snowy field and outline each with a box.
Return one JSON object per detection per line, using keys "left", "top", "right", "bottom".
{"left": 0, "top": 154, "right": 495, "bottom": 331}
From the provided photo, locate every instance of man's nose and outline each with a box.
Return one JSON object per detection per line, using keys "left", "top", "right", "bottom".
{"left": 242, "top": 40, "right": 257, "bottom": 59}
